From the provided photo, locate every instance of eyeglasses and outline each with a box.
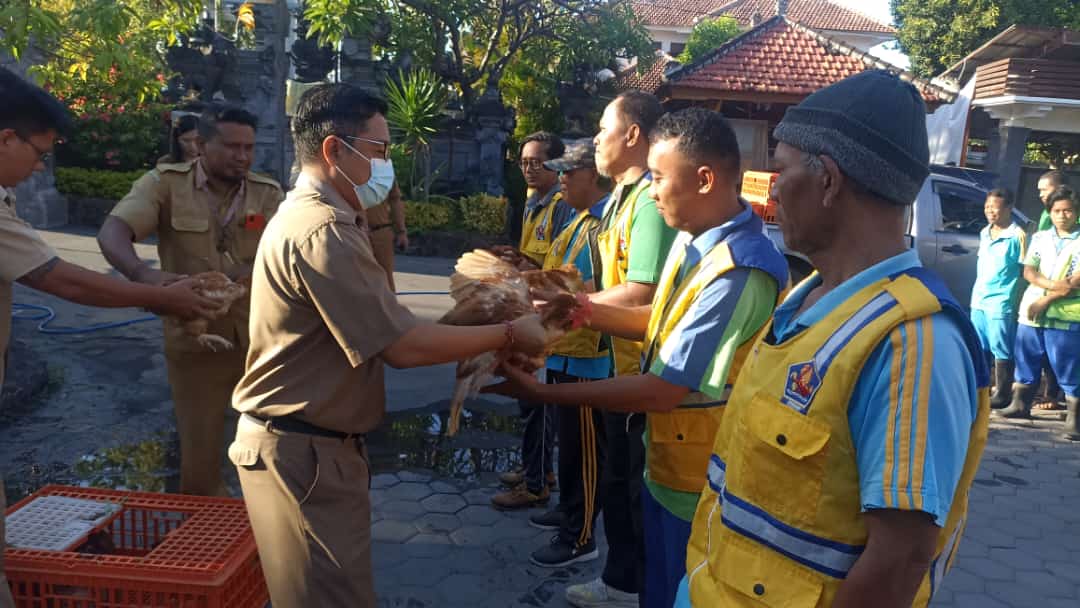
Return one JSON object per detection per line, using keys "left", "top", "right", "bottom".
{"left": 519, "top": 159, "right": 548, "bottom": 171}
{"left": 341, "top": 135, "right": 390, "bottom": 160}
{"left": 18, "top": 134, "right": 53, "bottom": 164}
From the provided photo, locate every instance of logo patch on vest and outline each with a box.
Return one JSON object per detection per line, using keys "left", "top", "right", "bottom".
{"left": 784, "top": 361, "right": 821, "bottom": 411}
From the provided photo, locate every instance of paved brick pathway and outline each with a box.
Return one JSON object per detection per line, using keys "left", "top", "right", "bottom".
{"left": 369, "top": 414, "right": 1080, "bottom": 608}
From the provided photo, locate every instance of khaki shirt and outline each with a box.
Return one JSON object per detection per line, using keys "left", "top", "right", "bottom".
{"left": 0, "top": 186, "right": 58, "bottom": 387}
{"left": 110, "top": 160, "right": 283, "bottom": 352}
{"left": 232, "top": 173, "right": 418, "bottom": 434}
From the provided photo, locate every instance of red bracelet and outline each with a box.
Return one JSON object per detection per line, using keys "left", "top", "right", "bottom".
{"left": 503, "top": 320, "right": 515, "bottom": 348}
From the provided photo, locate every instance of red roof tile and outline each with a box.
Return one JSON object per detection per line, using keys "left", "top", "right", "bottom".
{"left": 665, "top": 18, "right": 947, "bottom": 102}
{"left": 633, "top": 0, "right": 894, "bottom": 34}
{"left": 614, "top": 52, "right": 679, "bottom": 93}
{"left": 632, "top": 1, "right": 728, "bottom": 28}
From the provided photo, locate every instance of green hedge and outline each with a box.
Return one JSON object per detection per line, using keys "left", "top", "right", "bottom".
{"left": 404, "top": 201, "right": 453, "bottom": 233}
{"left": 55, "top": 167, "right": 144, "bottom": 201}
{"left": 403, "top": 194, "right": 507, "bottom": 236}
{"left": 458, "top": 194, "right": 506, "bottom": 235}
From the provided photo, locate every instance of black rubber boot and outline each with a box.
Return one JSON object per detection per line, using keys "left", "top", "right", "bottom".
{"left": 990, "top": 360, "right": 1014, "bottom": 409}
{"left": 1063, "top": 397, "right": 1080, "bottom": 441}
{"left": 996, "top": 383, "right": 1034, "bottom": 419}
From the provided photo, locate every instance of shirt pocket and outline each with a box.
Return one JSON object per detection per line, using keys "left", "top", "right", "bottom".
{"left": 735, "top": 392, "right": 831, "bottom": 524}
{"left": 169, "top": 209, "right": 212, "bottom": 271}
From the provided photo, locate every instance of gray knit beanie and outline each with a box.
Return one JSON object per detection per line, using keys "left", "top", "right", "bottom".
{"left": 773, "top": 70, "right": 930, "bottom": 206}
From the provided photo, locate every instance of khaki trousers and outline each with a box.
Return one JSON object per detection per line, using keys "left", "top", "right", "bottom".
{"left": 231, "top": 415, "right": 375, "bottom": 608}
{"left": 0, "top": 483, "right": 14, "bottom": 608}
{"left": 165, "top": 348, "right": 245, "bottom": 496}
{"left": 368, "top": 227, "right": 395, "bottom": 291}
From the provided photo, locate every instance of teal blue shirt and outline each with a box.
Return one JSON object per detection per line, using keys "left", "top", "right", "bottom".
{"left": 971, "top": 223, "right": 1027, "bottom": 318}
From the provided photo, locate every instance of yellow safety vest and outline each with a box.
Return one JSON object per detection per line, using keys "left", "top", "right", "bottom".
{"left": 685, "top": 270, "right": 990, "bottom": 607}
{"left": 641, "top": 222, "right": 788, "bottom": 493}
{"left": 597, "top": 175, "right": 653, "bottom": 376}
{"left": 544, "top": 209, "right": 608, "bottom": 359}
{"left": 520, "top": 190, "right": 563, "bottom": 267}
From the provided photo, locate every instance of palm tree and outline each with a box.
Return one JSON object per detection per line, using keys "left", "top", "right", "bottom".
{"left": 384, "top": 68, "right": 448, "bottom": 200}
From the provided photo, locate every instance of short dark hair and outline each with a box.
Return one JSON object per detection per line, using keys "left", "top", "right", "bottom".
{"left": 292, "top": 84, "right": 388, "bottom": 164}
{"left": 168, "top": 114, "right": 199, "bottom": 163}
{"left": 1040, "top": 170, "right": 1067, "bottom": 187}
{"left": 986, "top": 188, "right": 1012, "bottom": 206}
{"left": 1048, "top": 185, "right": 1077, "bottom": 210}
{"left": 198, "top": 104, "right": 258, "bottom": 141}
{"left": 0, "top": 66, "right": 71, "bottom": 136}
{"left": 614, "top": 90, "right": 664, "bottom": 136}
{"left": 520, "top": 131, "right": 564, "bottom": 162}
{"left": 649, "top": 108, "right": 741, "bottom": 179}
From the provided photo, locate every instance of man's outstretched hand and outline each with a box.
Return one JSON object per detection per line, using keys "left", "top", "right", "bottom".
{"left": 153, "top": 277, "right": 224, "bottom": 320}
{"left": 482, "top": 361, "right": 544, "bottom": 402}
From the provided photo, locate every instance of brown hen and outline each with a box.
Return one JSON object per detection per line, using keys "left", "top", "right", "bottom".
{"left": 439, "top": 249, "right": 589, "bottom": 434}
{"left": 179, "top": 271, "right": 247, "bottom": 351}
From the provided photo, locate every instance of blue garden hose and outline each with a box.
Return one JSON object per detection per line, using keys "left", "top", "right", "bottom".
{"left": 11, "top": 290, "right": 451, "bottom": 335}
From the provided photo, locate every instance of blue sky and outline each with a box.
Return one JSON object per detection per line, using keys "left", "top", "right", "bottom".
{"left": 832, "top": 0, "right": 911, "bottom": 69}
{"left": 833, "top": 0, "right": 894, "bottom": 26}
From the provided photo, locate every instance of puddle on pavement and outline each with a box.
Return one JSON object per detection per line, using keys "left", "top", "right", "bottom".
{"left": 366, "top": 400, "right": 523, "bottom": 479}
{"left": 4, "top": 400, "right": 522, "bottom": 502}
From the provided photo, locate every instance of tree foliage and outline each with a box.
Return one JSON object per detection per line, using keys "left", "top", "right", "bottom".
{"left": 386, "top": 68, "right": 450, "bottom": 198}
{"left": 306, "top": 0, "right": 653, "bottom": 117}
{"left": 0, "top": 0, "right": 201, "bottom": 108}
{"left": 678, "top": 16, "right": 742, "bottom": 64}
{"left": 892, "top": 0, "right": 1080, "bottom": 77}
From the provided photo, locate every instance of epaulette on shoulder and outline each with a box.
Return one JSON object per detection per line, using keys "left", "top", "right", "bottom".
{"left": 247, "top": 171, "right": 283, "bottom": 191}
{"left": 156, "top": 160, "right": 195, "bottom": 174}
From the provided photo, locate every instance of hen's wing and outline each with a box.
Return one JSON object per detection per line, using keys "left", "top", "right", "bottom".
{"left": 440, "top": 250, "right": 532, "bottom": 325}
{"left": 440, "top": 250, "right": 534, "bottom": 435}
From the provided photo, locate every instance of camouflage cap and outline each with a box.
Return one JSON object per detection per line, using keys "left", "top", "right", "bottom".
{"left": 544, "top": 139, "right": 596, "bottom": 172}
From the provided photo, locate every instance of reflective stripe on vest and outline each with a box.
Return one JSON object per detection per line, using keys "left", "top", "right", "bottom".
{"left": 706, "top": 454, "right": 726, "bottom": 494}
{"left": 719, "top": 488, "right": 865, "bottom": 579}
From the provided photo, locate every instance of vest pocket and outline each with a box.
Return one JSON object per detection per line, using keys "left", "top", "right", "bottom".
{"left": 736, "top": 392, "right": 831, "bottom": 524}
{"left": 649, "top": 409, "right": 718, "bottom": 492}
{"left": 715, "top": 534, "right": 824, "bottom": 607}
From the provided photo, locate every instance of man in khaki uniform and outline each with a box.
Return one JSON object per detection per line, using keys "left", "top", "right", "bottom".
{"left": 97, "top": 105, "right": 284, "bottom": 496}
{"left": 0, "top": 67, "right": 218, "bottom": 606}
{"left": 365, "top": 180, "right": 407, "bottom": 290}
{"left": 229, "top": 84, "right": 547, "bottom": 607}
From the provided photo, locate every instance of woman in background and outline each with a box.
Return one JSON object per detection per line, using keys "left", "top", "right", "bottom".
{"left": 159, "top": 114, "right": 200, "bottom": 165}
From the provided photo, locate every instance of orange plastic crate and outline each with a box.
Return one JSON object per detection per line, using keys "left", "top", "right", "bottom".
{"left": 4, "top": 485, "right": 268, "bottom": 608}
{"left": 741, "top": 171, "right": 779, "bottom": 224}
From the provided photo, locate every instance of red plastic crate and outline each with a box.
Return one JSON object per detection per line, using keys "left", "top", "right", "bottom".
{"left": 4, "top": 485, "right": 268, "bottom": 608}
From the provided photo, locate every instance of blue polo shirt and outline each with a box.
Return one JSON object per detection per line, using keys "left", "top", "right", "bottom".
{"left": 547, "top": 196, "right": 612, "bottom": 379}
{"left": 971, "top": 223, "right": 1026, "bottom": 318}
{"left": 771, "top": 250, "right": 978, "bottom": 526}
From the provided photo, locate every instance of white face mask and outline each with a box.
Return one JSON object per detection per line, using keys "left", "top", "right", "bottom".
{"left": 335, "top": 137, "right": 395, "bottom": 210}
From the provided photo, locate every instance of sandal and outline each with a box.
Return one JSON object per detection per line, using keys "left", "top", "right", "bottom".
{"left": 1034, "top": 400, "right": 1065, "bottom": 411}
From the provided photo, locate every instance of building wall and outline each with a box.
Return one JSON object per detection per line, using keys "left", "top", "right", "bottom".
{"left": 645, "top": 27, "right": 691, "bottom": 55}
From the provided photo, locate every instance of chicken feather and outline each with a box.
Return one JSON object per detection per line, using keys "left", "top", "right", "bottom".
{"left": 439, "top": 249, "right": 588, "bottom": 434}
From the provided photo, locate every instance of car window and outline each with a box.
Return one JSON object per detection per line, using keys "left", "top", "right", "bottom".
{"left": 935, "top": 181, "right": 986, "bottom": 235}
